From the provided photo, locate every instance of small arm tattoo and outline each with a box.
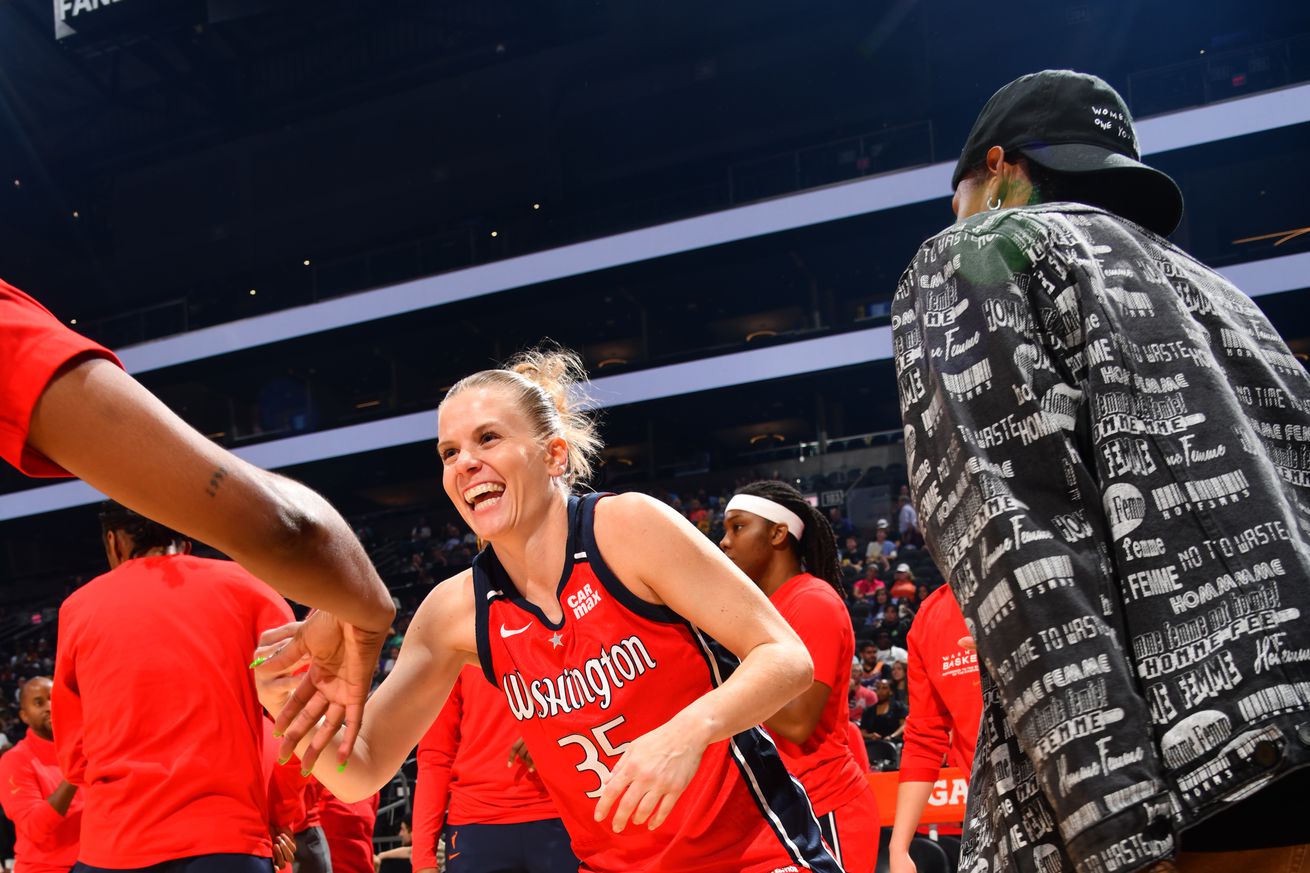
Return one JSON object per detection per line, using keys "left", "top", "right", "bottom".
{"left": 205, "top": 466, "right": 229, "bottom": 498}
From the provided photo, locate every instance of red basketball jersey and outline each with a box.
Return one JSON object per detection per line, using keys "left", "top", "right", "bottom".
{"left": 474, "top": 494, "right": 842, "bottom": 873}
{"left": 767, "top": 573, "right": 875, "bottom": 817}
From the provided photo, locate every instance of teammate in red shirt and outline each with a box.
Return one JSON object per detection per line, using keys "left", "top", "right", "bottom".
{"left": 53, "top": 503, "right": 294, "bottom": 872}
{"left": 256, "top": 346, "right": 842, "bottom": 873}
{"left": 286, "top": 777, "right": 332, "bottom": 873}
{"left": 412, "top": 665, "right": 576, "bottom": 873}
{"left": 0, "top": 278, "right": 395, "bottom": 758}
{"left": 887, "top": 585, "right": 981, "bottom": 873}
{"left": 720, "top": 480, "right": 881, "bottom": 873}
{"left": 318, "top": 790, "right": 378, "bottom": 873}
{"left": 0, "top": 677, "right": 83, "bottom": 873}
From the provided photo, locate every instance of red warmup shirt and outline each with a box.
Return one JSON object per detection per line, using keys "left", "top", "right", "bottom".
{"left": 53, "top": 554, "right": 294, "bottom": 868}
{"left": 291, "top": 778, "right": 326, "bottom": 833}
{"left": 766, "top": 573, "right": 873, "bottom": 817}
{"left": 898, "top": 586, "right": 982, "bottom": 783}
{"left": 318, "top": 791, "right": 378, "bottom": 873}
{"left": 412, "top": 665, "right": 559, "bottom": 870}
{"left": 0, "top": 732, "right": 84, "bottom": 873}
{"left": 0, "top": 279, "right": 119, "bottom": 476}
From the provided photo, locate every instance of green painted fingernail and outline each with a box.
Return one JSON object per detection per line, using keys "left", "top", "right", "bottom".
{"left": 277, "top": 755, "right": 290, "bottom": 765}
{"left": 249, "top": 656, "right": 267, "bottom": 669}
{"left": 301, "top": 768, "right": 311, "bottom": 777}
{"left": 336, "top": 761, "right": 348, "bottom": 773}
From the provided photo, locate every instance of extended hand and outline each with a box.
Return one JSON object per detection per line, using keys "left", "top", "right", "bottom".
{"left": 593, "top": 719, "right": 706, "bottom": 833}
{"left": 254, "top": 612, "right": 387, "bottom": 769}
{"left": 508, "top": 737, "right": 536, "bottom": 772}
{"left": 272, "top": 829, "right": 297, "bottom": 868}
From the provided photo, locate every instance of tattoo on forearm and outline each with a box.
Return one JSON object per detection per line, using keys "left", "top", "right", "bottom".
{"left": 205, "top": 466, "right": 229, "bottom": 498}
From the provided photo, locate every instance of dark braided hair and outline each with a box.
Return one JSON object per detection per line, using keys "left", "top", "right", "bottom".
{"left": 735, "top": 480, "right": 844, "bottom": 598}
{"left": 98, "top": 501, "right": 187, "bottom": 559}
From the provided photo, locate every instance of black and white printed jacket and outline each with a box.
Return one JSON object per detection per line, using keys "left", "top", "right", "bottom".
{"left": 892, "top": 203, "right": 1310, "bottom": 873}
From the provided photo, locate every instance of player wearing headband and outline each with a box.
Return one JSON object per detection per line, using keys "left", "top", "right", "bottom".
{"left": 255, "top": 346, "right": 842, "bottom": 873}
{"left": 721, "top": 481, "right": 881, "bottom": 873}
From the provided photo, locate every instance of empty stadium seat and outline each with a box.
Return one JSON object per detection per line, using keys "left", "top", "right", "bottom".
{"left": 909, "top": 836, "right": 952, "bottom": 873}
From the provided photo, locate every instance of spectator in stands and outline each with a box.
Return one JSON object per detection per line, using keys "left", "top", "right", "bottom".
{"left": 858, "top": 680, "right": 907, "bottom": 744}
{"left": 864, "top": 522, "right": 895, "bottom": 574}
{"left": 53, "top": 503, "right": 294, "bottom": 872}
{"left": 852, "top": 565, "right": 885, "bottom": 601}
{"left": 373, "top": 820, "right": 412, "bottom": 870}
{"left": 827, "top": 507, "right": 855, "bottom": 538}
{"left": 687, "top": 498, "right": 710, "bottom": 534}
{"left": 888, "top": 564, "right": 916, "bottom": 601}
{"left": 888, "top": 661, "right": 909, "bottom": 708}
{"left": 0, "top": 676, "right": 82, "bottom": 872}
{"left": 411, "top": 665, "right": 575, "bottom": 873}
{"left": 838, "top": 535, "right": 864, "bottom": 568}
{"left": 887, "top": 586, "right": 980, "bottom": 873}
{"left": 2, "top": 284, "right": 395, "bottom": 759}
{"left": 848, "top": 671, "right": 878, "bottom": 725}
{"left": 895, "top": 497, "right": 919, "bottom": 546}
{"left": 874, "top": 630, "right": 909, "bottom": 667}
{"left": 856, "top": 641, "right": 886, "bottom": 687}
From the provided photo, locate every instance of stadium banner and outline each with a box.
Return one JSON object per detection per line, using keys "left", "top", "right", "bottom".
{"left": 867, "top": 768, "right": 968, "bottom": 826}
{"left": 53, "top": 0, "right": 203, "bottom": 42}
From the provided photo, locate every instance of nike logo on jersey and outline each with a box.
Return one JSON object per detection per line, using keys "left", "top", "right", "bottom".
{"left": 501, "top": 623, "right": 532, "bottom": 638}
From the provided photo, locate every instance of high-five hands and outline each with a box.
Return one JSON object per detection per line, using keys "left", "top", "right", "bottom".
{"left": 252, "top": 612, "right": 387, "bottom": 770}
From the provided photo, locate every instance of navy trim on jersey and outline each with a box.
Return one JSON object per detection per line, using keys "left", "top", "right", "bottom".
{"left": 471, "top": 555, "right": 502, "bottom": 688}
{"left": 471, "top": 496, "right": 590, "bottom": 687}
{"left": 577, "top": 492, "right": 683, "bottom": 625}
{"left": 687, "top": 626, "right": 844, "bottom": 873}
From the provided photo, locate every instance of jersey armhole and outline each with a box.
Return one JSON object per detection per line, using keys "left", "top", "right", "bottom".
{"left": 578, "top": 492, "right": 683, "bottom": 625}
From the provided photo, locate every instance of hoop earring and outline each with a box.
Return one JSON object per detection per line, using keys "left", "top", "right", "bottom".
{"left": 987, "top": 195, "right": 1003, "bottom": 211}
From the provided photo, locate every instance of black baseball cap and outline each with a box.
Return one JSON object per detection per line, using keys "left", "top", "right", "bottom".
{"left": 952, "top": 70, "right": 1184, "bottom": 236}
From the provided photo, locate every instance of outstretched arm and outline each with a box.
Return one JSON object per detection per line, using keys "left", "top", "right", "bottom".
{"left": 29, "top": 358, "right": 394, "bottom": 632}
{"left": 30, "top": 358, "right": 396, "bottom": 759}
{"left": 257, "top": 571, "right": 478, "bottom": 791}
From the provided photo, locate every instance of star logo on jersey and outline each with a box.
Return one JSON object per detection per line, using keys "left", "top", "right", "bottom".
{"left": 549, "top": 631, "right": 564, "bottom": 649}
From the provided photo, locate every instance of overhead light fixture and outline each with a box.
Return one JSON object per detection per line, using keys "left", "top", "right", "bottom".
{"left": 303, "top": 259, "right": 311, "bottom": 266}
{"left": 597, "top": 357, "right": 628, "bottom": 369}
{"left": 746, "top": 329, "right": 778, "bottom": 342}
{"left": 11, "top": 179, "right": 19, "bottom": 188}
{"left": 206, "top": 431, "right": 227, "bottom": 439}
{"left": 70, "top": 318, "right": 77, "bottom": 325}
{"left": 355, "top": 399, "right": 382, "bottom": 409}
{"left": 532, "top": 203, "right": 541, "bottom": 210}
{"left": 490, "top": 231, "right": 499, "bottom": 238}
{"left": 1233, "top": 226, "right": 1310, "bottom": 247}
{"left": 72, "top": 210, "right": 79, "bottom": 219}
{"left": 249, "top": 289, "right": 257, "bottom": 296}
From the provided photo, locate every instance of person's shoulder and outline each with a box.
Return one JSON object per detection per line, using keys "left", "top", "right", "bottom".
{"left": 0, "top": 737, "right": 33, "bottom": 780}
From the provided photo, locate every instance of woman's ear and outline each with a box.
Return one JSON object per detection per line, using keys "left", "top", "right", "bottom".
{"left": 545, "top": 435, "right": 570, "bottom": 479}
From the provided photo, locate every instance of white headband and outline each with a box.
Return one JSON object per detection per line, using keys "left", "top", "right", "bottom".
{"left": 725, "top": 494, "right": 806, "bottom": 540}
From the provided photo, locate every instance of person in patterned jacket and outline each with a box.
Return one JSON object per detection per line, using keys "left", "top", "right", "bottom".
{"left": 893, "top": 70, "right": 1310, "bottom": 873}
